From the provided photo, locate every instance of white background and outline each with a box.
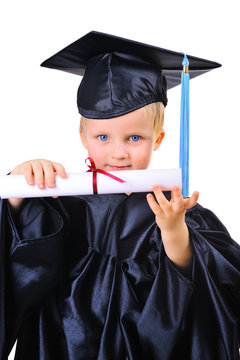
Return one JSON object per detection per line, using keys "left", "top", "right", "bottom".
{"left": 0, "top": 0, "right": 239, "bottom": 357}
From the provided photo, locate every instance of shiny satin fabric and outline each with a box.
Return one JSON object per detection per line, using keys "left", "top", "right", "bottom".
{"left": 0, "top": 192, "right": 240, "bottom": 359}
{"left": 40, "top": 31, "right": 221, "bottom": 119}
{"left": 77, "top": 52, "right": 168, "bottom": 118}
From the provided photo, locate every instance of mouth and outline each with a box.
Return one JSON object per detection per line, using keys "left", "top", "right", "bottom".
{"left": 107, "top": 165, "right": 131, "bottom": 170}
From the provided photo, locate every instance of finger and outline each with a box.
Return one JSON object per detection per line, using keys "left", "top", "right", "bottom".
{"left": 40, "top": 160, "right": 58, "bottom": 188}
{"left": 171, "top": 186, "right": 182, "bottom": 201}
{"left": 171, "top": 186, "right": 185, "bottom": 212}
{"left": 152, "top": 184, "right": 171, "bottom": 213}
{"left": 52, "top": 162, "right": 67, "bottom": 178}
{"left": 31, "top": 161, "right": 45, "bottom": 189}
{"left": 146, "top": 193, "right": 164, "bottom": 216}
{"left": 11, "top": 163, "right": 34, "bottom": 185}
{"left": 23, "top": 163, "right": 35, "bottom": 185}
{"left": 184, "top": 191, "right": 199, "bottom": 210}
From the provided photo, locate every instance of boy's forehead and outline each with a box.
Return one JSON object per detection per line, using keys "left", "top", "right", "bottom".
{"left": 82, "top": 106, "right": 155, "bottom": 131}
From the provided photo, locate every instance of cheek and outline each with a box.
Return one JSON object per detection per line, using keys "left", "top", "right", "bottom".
{"left": 86, "top": 142, "right": 106, "bottom": 165}
{"left": 132, "top": 142, "right": 154, "bottom": 166}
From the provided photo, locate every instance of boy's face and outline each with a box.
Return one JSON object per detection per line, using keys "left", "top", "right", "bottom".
{"left": 80, "top": 106, "right": 164, "bottom": 171}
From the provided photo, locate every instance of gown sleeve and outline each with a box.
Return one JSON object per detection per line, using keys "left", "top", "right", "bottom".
{"left": 176, "top": 203, "right": 240, "bottom": 359}
{"left": 0, "top": 197, "right": 64, "bottom": 359}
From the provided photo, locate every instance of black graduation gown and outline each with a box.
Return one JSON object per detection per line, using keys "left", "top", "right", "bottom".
{"left": 0, "top": 192, "right": 240, "bottom": 360}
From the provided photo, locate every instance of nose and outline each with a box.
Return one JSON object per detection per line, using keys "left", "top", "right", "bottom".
{"left": 110, "top": 141, "right": 128, "bottom": 160}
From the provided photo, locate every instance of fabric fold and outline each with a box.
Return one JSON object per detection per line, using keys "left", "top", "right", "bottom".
{"left": 0, "top": 193, "right": 239, "bottom": 359}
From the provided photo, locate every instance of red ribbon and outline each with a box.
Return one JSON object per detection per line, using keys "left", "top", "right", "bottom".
{"left": 85, "top": 157, "right": 126, "bottom": 194}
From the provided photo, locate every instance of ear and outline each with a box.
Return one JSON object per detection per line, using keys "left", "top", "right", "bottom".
{"left": 153, "top": 131, "right": 165, "bottom": 151}
{"left": 79, "top": 128, "right": 87, "bottom": 149}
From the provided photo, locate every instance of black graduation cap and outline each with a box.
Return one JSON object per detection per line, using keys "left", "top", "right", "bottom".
{"left": 41, "top": 31, "right": 221, "bottom": 119}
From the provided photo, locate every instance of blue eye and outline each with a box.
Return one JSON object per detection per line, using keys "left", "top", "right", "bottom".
{"left": 130, "top": 135, "right": 140, "bottom": 142}
{"left": 98, "top": 135, "right": 108, "bottom": 141}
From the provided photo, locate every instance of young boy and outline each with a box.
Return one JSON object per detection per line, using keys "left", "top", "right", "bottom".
{"left": 9, "top": 102, "right": 198, "bottom": 269}
{"left": 1, "top": 32, "right": 240, "bottom": 360}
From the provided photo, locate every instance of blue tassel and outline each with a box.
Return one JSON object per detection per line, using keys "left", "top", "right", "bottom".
{"left": 179, "top": 54, "right": 190, "bottom": 198}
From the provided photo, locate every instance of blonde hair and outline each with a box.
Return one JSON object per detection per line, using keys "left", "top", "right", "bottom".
{"left": 145, "top": 102, "right": 165, "bottom": 138}
{"left": 80, "top": 101, "right": 165, "bottom": 137}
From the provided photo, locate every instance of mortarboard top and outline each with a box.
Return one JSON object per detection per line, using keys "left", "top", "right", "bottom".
{"left": 41, "top": 31, "right": 221, "bottom": 119}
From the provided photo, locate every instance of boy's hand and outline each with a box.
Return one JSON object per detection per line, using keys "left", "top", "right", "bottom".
{"left": 146, "top": 185, "right": 199, "bottom": 233}
{"left": 8, "top": 159, "right": 67, "bottom": 209}
{"left": 146, "top": 185, "right": 199, "bottom": 267}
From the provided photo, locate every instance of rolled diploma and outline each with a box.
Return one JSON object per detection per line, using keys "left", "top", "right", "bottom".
{"left": 0, "top": 169, "right": 182, "bottom": 199}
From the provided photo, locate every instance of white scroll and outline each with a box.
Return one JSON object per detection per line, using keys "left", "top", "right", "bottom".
{"left": 0, "top": 169, "right": 182, "bottom": 199}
